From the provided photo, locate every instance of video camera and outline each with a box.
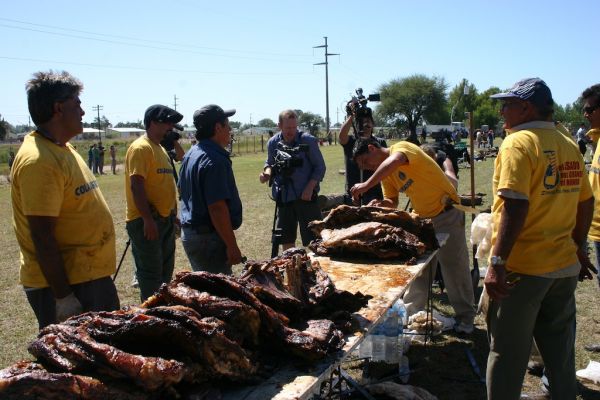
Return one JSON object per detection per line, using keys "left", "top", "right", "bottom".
{"left": 160, "top": 123, "right": 184, "bottom": 160}
{"left": 346, "top": 88, "right": 381, "bottom": 120}
{"left": 269, "top": 142, "right": 309, "bottom": 185}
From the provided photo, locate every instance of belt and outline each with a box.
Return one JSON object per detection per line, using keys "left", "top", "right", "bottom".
{"left": 183, "top": 224, "right": 215, "bottom": 234}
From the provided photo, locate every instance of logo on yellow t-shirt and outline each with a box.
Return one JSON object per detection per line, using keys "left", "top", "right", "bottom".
{"left": 543, "top": 150, "right": 559, "bottom": 190}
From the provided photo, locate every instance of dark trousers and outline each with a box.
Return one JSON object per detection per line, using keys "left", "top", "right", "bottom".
{"left": 486, "top": 274, "right": 578, "bottom": 400}
{"left": 25, "top": 276, "right": 119, "bottom": 330}
{"left": 276, "top": 198, "right": 322, "bottom": 246}
{"left": 126, "top": 214, "right": 176, "bottom": 302}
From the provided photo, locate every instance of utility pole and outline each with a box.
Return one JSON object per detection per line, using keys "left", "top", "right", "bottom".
{"left": 249, "top": 114, "right": 252, "bottom": 136}
{"left": 173, "top": 95, "right": 179, "bottom": 111}
{"left": 313, "top": 36, "right": 338, "bottom": 139}
{"left": 92, "top": 105, "right": 103, "bottom": 144}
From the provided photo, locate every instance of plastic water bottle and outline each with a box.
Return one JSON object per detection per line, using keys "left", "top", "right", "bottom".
{"left": 383, "top": 307, "right": 399, "bottom": 363}
{"left": 358, "top": 334, "right": 372, "bottom": 358}
{"left": 370, "top": 324, "right": 386, "bottom": 361}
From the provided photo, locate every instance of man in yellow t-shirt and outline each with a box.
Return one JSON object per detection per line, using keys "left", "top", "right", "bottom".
{"left": 125, "top": 104, "right": 182, "bottom": 301}
{"left": 350, "top": 138, "right": 476, "bottom": 334}
{"left": 485, "top": 78, "right": 594, "bottom": 399}
{"left": 11, "top": 71, "right": 119, "bottom": 329}
{"left": 584, "top": 85, "right": 600, "bottom": 290}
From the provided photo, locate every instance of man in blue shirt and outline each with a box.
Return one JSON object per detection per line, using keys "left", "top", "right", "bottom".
{"left": 259, "top": 109, "right": 326, "bottom": 253}
{"left": 178, "top": 104, "right": 243, "bottom": 274}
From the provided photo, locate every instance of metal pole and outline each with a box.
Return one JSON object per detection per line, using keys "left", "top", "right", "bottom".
{"left": 92, "top": 105, "right": 103, "bottom": 145}
{"left": 313, "top": 37, "right": 338, "bottom": 140}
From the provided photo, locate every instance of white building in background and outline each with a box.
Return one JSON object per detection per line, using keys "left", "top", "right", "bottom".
{"left": 74, "top": 127, "right": 103, "bottom": 141}
{"left": 107, "top": 127, "right": 146, "bottom": 139}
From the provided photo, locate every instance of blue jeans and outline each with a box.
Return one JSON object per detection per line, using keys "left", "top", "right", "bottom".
{"left": 126, "top": 215, "right": 176, "bottom": 301}
{"left": 181, "top": 227, "right": 231, "bottom": 274}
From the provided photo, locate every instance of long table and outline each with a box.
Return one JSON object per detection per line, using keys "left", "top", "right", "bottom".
{"left": 223, "top": 234, "right": 448, "bottom": 400}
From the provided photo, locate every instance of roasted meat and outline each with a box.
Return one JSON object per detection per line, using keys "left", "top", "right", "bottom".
{"left": 0, "top": 361, "right": 150, "bottom": 400}
{"left": 308, "top": 205, "right": 439, "bottom": 250}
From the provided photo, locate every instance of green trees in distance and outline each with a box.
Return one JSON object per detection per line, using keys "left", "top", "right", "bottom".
{"left": 297, "top": 111, "right": 325, "bottom": 136}
{"left": 257, "top": 118, "right": 276, "bottom": 128}
{"left": 377, "top": 74, "right": 448, "bottom": 142}
{"left": 114, "top": 121, "right": 144, "bottom": 129}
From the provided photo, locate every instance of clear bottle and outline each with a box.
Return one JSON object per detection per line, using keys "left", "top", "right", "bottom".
{"left": 370, "top": 324, "right": 386, "bottom": 361}
{"left": 383, "top": 307, "right": 399, "bottom": 363}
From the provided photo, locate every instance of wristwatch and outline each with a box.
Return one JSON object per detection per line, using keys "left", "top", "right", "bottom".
{"left": 490, "top": 255, "right": 506, "bottom": 266}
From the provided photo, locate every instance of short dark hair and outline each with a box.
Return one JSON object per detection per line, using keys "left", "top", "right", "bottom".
{"left": 352, "top": 136, "right": 381, "bottom": 159}
{"left": 582, "top": 84, "right": 600, "bottom": 105}
{"left": 26, "top": 70, "right": 83, "bottom": 126}
{"left": 195, "top": 116, "right": 227, "bottom": 140}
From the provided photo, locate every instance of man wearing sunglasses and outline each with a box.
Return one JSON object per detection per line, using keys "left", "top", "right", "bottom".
{"left": 485, "top": 78, "right": 595, "bottom": 399}
{"left": 584, "top": 84, "right": 600, "bottom": 293}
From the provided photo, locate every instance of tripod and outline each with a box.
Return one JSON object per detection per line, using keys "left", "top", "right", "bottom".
{"left": 270, "top": 180, "right": 287, "bottom": 258}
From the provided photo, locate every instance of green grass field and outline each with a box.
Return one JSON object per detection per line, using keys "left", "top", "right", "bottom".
{"left": 0, "top": 140, "right": 598, "bottom": 398}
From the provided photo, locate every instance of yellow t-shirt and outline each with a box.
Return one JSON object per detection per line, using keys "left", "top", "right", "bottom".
{"left": 11, "top": 131, "right": 116, "bottom": 288}
{"left": 587, "top": 129, "right": 600, "bottom": 241}
{"left": 381, "top": 142, "right": 460, "bottom": 218}
{"left": 125, "top": 135, "right": 176, "bottom": 221}
{"left": 492, "top": 124, "right": 593, "bottom": 275}
{"left": 587, "top": 128, "right": 600, "bottom": 145}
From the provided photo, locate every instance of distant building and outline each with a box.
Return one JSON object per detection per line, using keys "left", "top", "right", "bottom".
{"left": 106, "top": 127, "right": 146, "bottom": 139}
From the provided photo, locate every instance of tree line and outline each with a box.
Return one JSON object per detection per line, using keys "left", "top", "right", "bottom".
{"left": 0, "top": 74, "right": 590, "bottom": 141}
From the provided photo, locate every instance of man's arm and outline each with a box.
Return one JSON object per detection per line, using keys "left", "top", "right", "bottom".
{"left": 351, "top": 151, "right": 408, "bottom": 201}
{"left": 301, "top": 137, "right": 326, "bottom": 201}
{"left": 130, "top": 175, "right": 158, "bottom": 240}
{"left": 339, "top": 116, "right": 353, "bottom": 146}
{"left": 442, "top": 157, "right": 458, "bottom": 189}
{"left": 208, "top": 200, "right": 242, "bottom": 265}
{"left": 484, "top": 197, "right": 529, "bottom": 300}
{"left": 173, "top": 140, "right": 185, "bottom": 162}
{"left": 27, "top": 216, "right": 71, "bottom": 298}
{"left": 27, "top": 216, "right": 83, "bottom": 321}
{"left": 572, "top": 197, "right": 597, "bottom": 280}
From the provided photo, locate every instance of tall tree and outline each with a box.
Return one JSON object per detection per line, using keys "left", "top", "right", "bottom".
{"left": 378, "top": 74, "right": 448, "bottom": 142}
{"left": 257, "top": 118, "right": 276, "bottom": 128}
{"left": 474, "top": 87, "right": 502, "bottom": 130}
{"left": 0, "top": 115, "right": 12, "bottom": 141}
{"left": 447, "top": 79, "right": 479, "bottom": 124}
{"left": 298, "top": 111, "right": 324, "bottom": 136}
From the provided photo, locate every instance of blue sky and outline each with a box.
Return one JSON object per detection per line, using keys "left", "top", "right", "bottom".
{"left": 1, "top": 0, "right": 598, "bottom": 128}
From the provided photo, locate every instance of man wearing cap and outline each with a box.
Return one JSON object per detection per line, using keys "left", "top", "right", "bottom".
{"left": 259, "top": 109, "right": 326, "bottom": 253}
{"left": 11, "top": 70, "right": 119, "bottom": 329}
{"left": 125, "top": 104, "right": 182, "bottom": 301}
{"left": 178, "top": 105, "right": 242, "bottom": 273}
{"left": 485, "top": 78, "right": 595, "bottom": 399}
{"left": 350, "top": 137, "right": 475, "bottom": 334}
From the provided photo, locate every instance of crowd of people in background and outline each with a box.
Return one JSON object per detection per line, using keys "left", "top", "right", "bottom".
{"left": 7, "top": 70, "right": 600, "bottom": 399}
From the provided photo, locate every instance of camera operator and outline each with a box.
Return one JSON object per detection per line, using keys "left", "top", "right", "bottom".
{"left": 178, "top": 104, "right": 242, "bottom": 274}
{"left": 340, "top": 100, "right": 387, "bottom": 204}
{"left": 160, "top": 125, "right": 185, "bottom": 162}
{"left": 259, "top": 109, "right": 326, "bottom": 252}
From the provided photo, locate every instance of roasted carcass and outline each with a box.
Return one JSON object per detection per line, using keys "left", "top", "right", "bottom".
{"left": 308, "top": 205, "right": 438, "bottom": 263}
{"left": 0, "top": 361, "right": 150, "bottom": 400}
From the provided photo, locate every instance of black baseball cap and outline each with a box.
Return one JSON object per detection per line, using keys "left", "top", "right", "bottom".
{"left": 193, "top": 104, "right": 236, "bottom": 130}
{"left": 490, "top": 78, "right": 554, "bottom": 108}
{"left": 144, "top": 104, "right": 183, "bottom": 129}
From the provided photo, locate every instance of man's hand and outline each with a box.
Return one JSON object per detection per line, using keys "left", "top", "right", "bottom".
{"left": 55, "top": 292, "right": 83, "bottom": 322}
{"left": 226, "top": 244, "right": 243, "bottom": 266}
{"left": 577, "top": 247, "right": 598, "bottom": 281}
{"left": 301, "top": 186, "right": 314, "bottom": 201}
{"left": 350, "top": 183, "right": 369, "bottom": 203}
{"left": 143, "top": 217, "right": 159, "bottom": 241}
{"left": 259, "top": 171, "right": 271, "bottom": 184}
{"left": 484, "top": 263, "right": 513, "bottom": 301}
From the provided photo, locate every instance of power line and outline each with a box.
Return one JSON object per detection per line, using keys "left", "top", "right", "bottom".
{"left": 0, "top": 56, "right": 314, "bottom": 76}
{"left": 0, "top": 17, "right": 312, "bottom": 58}
{"left": 0, "top": 23, "right": 311, "bottom": 64}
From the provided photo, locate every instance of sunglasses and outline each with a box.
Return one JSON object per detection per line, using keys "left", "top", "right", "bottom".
{"left": 583, "top": 105, "right": 600, "bottom": 114}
